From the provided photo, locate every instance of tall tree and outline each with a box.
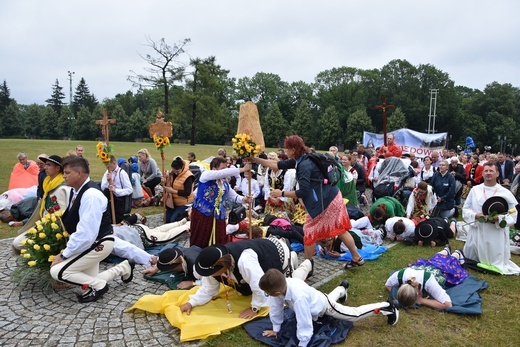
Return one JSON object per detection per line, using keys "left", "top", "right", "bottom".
{"left": 128, "top": 37, "right": 190, "bottom": 117}
{"left": 290, "top": 100, "right": 314, "bottom": 144}
{"left": 45, "top": 79, "right": 66, "bottom": 117}
{"left": 182, "top": 56, "right": 231, "bottom": 145}
{"left": 317, "top": 106, "right": 341, "bottom": 150}
{"left": 262, "top": 102, "right": 289, "bottom": 147}
{"left": 0, "top": 80, "right": 14, "bottom": 136}
{"left": 345, "top": 108, "right": 374, "bottom": 149}
{"left": 1, "top": 102, "right": 22, "bottom": 137}
{"left": 387, "top": 107, "right": 407, "bottom": 131}
{"left": 73, "top": 77, "right": 98, "bottom": 113}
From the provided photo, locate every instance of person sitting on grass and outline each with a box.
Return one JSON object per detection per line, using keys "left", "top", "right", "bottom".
{"left": 369, "top": 196, "right": 406, "bottom": 226}
{"left": 385, "top": 244, "right": 468, "bottom": 310}
{"left": 259, "top": 269, "right": 399, "bottom": 347}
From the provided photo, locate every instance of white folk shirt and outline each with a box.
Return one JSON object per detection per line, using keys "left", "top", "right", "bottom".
{"left": 101, "top": 166, "right": 133, "bottom": 197}
{"left": 187, "top": 249, "right": 267, "bottom": 310}
{"left": 62, "top": 178, "right": 108, "bottom": 259}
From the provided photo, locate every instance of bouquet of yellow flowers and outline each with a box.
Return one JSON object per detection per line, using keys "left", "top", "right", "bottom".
{"left": 153, "top": 134, "right": 170, "bottom": 150}
{"left": 12, "top": 211, "right": 69, "bottom": 287}
{"left": 96, "top": 141, "right": 112, "bottom": 165}
{"left": 232, "top": 133, "right": 261, "bottom": 158}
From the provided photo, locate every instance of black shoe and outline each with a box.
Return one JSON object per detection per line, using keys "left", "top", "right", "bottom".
{"left": 340, "top": 280, "right": 350, "bottom": 290}
{"left": 382, "top": 300, "right": 399, "bottom": 326}
{"left": 122, "top": 260, "right": 135, "bottom": 283}
{"left": 443, "top": 243, "right": 452, "bottom": 255}
{"left": 77, "top": 284, "right": 109, "bottom": 303}
{"left": 306, "top": 258, "right": 314, "bottom": 279}
{"left": 337, "top": 280, "right": 350, "bottom": 303}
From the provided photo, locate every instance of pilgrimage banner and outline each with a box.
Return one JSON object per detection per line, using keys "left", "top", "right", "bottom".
{"left": 363, "top": 128, "right": 447, "bottom": 158}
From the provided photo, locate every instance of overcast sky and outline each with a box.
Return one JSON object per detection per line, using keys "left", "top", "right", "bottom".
{"left": 1, "top": 1, "right": 519, "bottom": 105}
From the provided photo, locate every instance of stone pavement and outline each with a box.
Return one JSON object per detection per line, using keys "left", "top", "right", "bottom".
{"left": 0, "top": 213, "right": 363, "bottom": 347}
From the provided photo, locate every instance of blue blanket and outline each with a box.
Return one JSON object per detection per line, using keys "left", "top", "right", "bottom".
{"left": 317, "top": 244, "right": 387, "bottom": 262}
{"left": 389, "top": 275, "right": 488, "bottom": 315}
{"left": 244, "top": 308, "right": 353, "bottom": 347}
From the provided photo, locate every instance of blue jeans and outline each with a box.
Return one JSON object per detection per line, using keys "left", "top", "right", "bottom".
{"left": 166, "top": 205, "right": 190, "bottom": 223}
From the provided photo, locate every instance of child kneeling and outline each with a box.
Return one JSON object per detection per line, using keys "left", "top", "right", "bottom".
{"left": 259, "top": 269, "right": 399, "bottom": 347}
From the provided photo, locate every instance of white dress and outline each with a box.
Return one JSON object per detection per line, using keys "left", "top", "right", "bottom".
{"left": 462, "top": 183, "right": 520, "bottom": 275}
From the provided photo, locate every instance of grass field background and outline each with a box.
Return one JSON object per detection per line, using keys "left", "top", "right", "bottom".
{"left": 1, "top": 139, "right": 520, "bottom": 346}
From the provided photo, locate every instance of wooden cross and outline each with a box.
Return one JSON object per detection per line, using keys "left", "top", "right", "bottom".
{"left": 375, "top": 97, "right": 395, "bottom": 146}
{"left": 96, "top": 108, "right": 116, "bottom": 144}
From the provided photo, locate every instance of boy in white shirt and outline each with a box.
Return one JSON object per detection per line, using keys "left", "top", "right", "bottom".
{"left": 259, "top": 269, "right": 398, "bottom": 347}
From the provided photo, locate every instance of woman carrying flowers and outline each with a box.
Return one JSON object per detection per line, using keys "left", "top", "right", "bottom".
{"left": 13, "top": 155, "right": 70, "bottom": 251}
{"left": 190, "top": 157, "right": 253, "bottom": 248}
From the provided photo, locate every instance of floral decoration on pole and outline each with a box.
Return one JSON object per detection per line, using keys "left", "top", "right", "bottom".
{"left": 96, "top": 141, "right": 112, "bottom": 164}
{"left": 232, "top": 133, "right": 261, "bottom": 239}
{"left": 231, "top": 133, "right": 261, "bottom": 157}
{"left": 153, "top": 134, "right": 171, "bottom": 161}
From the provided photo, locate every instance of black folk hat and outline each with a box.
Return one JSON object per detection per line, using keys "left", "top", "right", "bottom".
{"left": 482, "top": 196, "right": 508, "bottom": 215}
{"left": 415, "top": 220, "right": 439, "bottom": 243}
{"left": 156, "top": 247, "right": 183, "bottom": 272}
{"left": 39, "top": 155, "right": 62, "bottom": 167}
{"left": 194, "top": 245, "right": 229, "bottom": 277}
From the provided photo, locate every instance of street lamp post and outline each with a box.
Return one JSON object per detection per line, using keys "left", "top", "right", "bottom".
{"left": 67, "top": 71, "right": 75, "bottom": 139}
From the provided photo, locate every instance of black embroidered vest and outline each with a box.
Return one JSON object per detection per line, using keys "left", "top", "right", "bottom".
{"left": 62, "top": 181, "right": 113, "bottom": 240}
{"left": 217, "top": 239, "right": 282, "bottom": 296}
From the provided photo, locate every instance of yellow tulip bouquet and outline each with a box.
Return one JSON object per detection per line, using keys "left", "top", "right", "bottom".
{"left": 12, "top": 210, "right": 69, "bottom": 287}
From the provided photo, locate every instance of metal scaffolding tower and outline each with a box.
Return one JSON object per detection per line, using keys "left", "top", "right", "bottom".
{"left": 427, "top": 89, "right": 439, "bottom": 134}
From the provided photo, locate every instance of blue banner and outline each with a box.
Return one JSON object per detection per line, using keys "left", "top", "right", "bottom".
{"left": 363, "top": 128, "right": 448, "bottom": 158}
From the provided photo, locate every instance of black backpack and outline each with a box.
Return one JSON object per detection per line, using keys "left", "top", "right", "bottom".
{"left": 306, "top": 153, "right": 342, "bottom": 186}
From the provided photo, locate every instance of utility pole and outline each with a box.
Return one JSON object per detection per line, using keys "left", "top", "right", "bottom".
{"left": 427, "top": 89, "right": 439, "bottom": 134}
{"left": 68, "top": 71, "right": 75, "bottom": 139}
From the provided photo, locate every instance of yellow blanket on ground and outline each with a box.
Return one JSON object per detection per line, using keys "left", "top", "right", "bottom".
{"left": 127, "top": 286, "right": 269, "bottom": 342}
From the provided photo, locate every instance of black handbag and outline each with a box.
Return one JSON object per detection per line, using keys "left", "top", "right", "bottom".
{"left": 228, "top": 205, "right": 247, "bottom": 225}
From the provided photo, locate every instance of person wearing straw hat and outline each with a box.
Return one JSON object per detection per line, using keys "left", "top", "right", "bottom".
{"left": 179, "top": 237, "right": 313, "bottom": 319}
{"left": 462, "top": 162, "right": 520, "bottom": 275}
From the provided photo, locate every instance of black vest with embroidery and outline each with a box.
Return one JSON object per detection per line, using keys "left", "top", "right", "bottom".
{"left": 217, "top": 239, "right": 282, "bottom": 296}
{"left": 62, "top": 181, "right": 113, "bottom": 240}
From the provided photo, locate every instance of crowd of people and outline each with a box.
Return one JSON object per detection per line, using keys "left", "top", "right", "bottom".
{"left": 4, "top": 135, "right": 520, "bottom": 346}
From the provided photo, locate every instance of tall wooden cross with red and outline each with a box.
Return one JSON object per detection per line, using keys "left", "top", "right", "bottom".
{"left": 95, "top": 108, "right": 117, "bottom": 224}
{"left": 96, "top": 109, "right": 116, "bottom": 145}
{"left": 375, "top": 97, "right": 395, "bottom": 146}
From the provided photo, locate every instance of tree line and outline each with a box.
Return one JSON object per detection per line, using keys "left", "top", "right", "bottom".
{"left": 1, "top": 37, "right": 519, "bottom": 153}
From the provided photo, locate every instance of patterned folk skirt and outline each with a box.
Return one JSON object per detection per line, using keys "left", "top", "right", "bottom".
{"left": 410, "top": 253, "right": 469, "bottom": 286}
{"left": 189, "top": 208, "right": 227, "bottom": 248}
{"left": 303, "top": 192, "right": 352, "bottom": 246}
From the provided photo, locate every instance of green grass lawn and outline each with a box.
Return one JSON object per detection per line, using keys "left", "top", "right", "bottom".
{"left": 2, "top": 139, "right": 520, "bottom": 346}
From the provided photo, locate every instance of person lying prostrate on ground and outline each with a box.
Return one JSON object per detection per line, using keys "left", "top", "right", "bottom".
{"left": 143, "top": 245, "right": 202, "bottom": 289}
{"left": 179, "top": 237, "right": 313, "bottom": 319}
{"left": 385, "top": 217, "right": 415, "bottom": 242}
{"left": 385, "top": 245, "right": 468, "bottom": 310}
{"left": 369, "top": 196, "right": 406, "bottom": 225}
{"left": 414, "top": 217, "right": 457, "bottom": 247}
{"left": 259, "top": 269, "right": 398, "bottom": 347}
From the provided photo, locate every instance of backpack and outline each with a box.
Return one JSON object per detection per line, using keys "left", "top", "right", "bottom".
{"left": 306, "top": 153, "right": 342, "bottom": 186}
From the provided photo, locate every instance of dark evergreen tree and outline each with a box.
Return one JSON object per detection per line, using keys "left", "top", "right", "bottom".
{"left": 73, "top": 77, "right": 98, "bottom": 113}
{"left": 45, "top": 79, "right": 65, "bottom": 117}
